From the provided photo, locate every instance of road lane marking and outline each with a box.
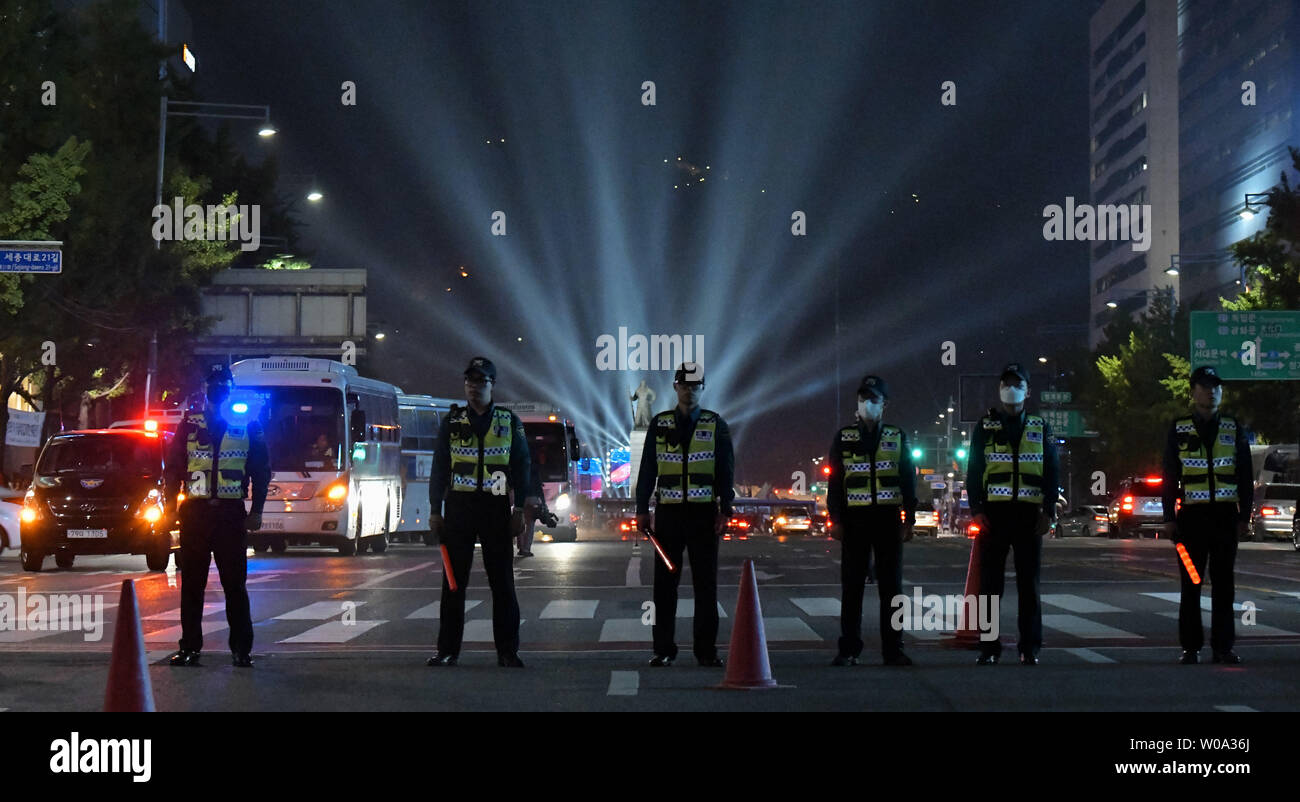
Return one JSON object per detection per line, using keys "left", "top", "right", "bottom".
{"left": 625, "top": 557, "right": 641, "bottom": 587}
{"left": 539, "top": 600, "right": 599, "bottom": 619}
{"left": 1042, "top": 615, "right": 1142, "bottom": 639}
{"left": 1042, "top": 594, "right": 1127, "bottom": 614}
{"left": 356, "top": 561, "right": 436, "bottom": 589}
{"left": 761, "top": 617, "right": 821, "bottom": 641}
{"left": 1214, "top": 705, "right": 1257, "bottom": 712}
{"left": 462, "top": 619, "right": 526, "bottom": 641}
{"left": 607, "top": 670, "right": 639, "bottom": 696}
{"left": 1154, "top": 611, "right": 1298, "bottom": 635}
{"left": 144, "top": 619, "right": 227, "bottom": 643}
{"left": 278, "top": 620, "right": 387, "bottom": 643}
{"left": 143, "top": 603, "right": 224, "bottom": 621}
{"left": 677, "top": 599, "right": 727, "bottom": 618}
{"left": 599, "top": 619, "right": 651, "bottom": 642}
{"left": 274, "top": 601, "right": 362, "bottom": 620}
{"left": 1063, "top": 647, "right": 1118, "bottom": 663}
{"left": 1142, "top": 592, "right": 1255, "bottom": 612}
{"left": 405, "top": 600, "right": 481, "bottom": 619}
{"left": 790, "top": 597, "right": 840, "bottom": 617}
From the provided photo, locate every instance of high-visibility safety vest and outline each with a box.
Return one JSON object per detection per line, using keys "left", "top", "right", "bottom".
{"left": 185, "top": 412, "right": 251, "bottom": 500}
{"left": 839, "top": 423, "right": 903, "bottom": 507}
{"left": 980, "top": 413, "right": 1046, "bottom": 504}
{"left": 653, "top": 409, "right": 718, "bottom": 504}
{"left": 448, "top": 406, "right": 515, "bottom": 493}
{"left": 1175, "top": 415, "right": 1239, "bottom": 504}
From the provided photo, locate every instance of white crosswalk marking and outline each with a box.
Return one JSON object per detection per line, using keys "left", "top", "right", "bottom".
{"left": 1042, "top": 594, "right": 1127, "bottom": 614}
{"left": 405, "top": 600, "right": 481, "bottom": 619}
{"left": 1154, "top": 611, "right": 1299, "bottom": 635}
{"left": 278, "top": 620, "right": 387, "bottom": 643}
{"left": 761, "top": 617, "right": 821, "bottom": 641}
{"left": 625, "top": 557, "right": 641, "bottom": 587}
{"left": 274, "top": 601, "right": 361, "bottom": 620}
{"left": 607, "top": 671, "right": 639, "bottom": 696}
{"left": 145, "top": 619, "right": 227, "bottom": 643}
{"left": 1142, "top": 592, "right": 1256, "bottom": 612}
{"left": 1063, "top": 647, "right": 1118, "bottom": 663}
{"left": 1042, "top": 615, "right": 1142, "bottom": 639}
{"left": 463, "top": 619, "right": 526, "bottom": 641}
{"left": 144, "top": 603, "right": 224, "bottom": 621}
{"left": 599, "top": 619, "right": 650, "bottom": 642}
{"left": 677, "top": 599, "right": 727, "bottom": 619}
{"left": 1214, "top": 705, "right": 1257, "bottom": 712}
{"left": 790, "top": 597, "right": 840, "bottom": 617}
{"left": 539, "top": 600, "right": 599, "bottom": 619}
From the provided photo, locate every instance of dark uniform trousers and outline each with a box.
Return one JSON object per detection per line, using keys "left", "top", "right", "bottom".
{"left": 838, "top": 507, "right": 903, "bottom": 659}
{"left": 178, "top": 500, "right": 253, "bottom": 655}
{"left": 1176, "top": 504, "right": 1238, "bottom": 653}
{"left": 437, "top": 497, "right": 520, "bottom": 657}
{"left": 651, "top": 504, "right": 720, "bottom": 661}
{"left": 977, "top": 502, "right": 1042, "bottom": 657}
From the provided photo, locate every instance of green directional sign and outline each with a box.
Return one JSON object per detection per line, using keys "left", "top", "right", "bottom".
{"left": 1190, "top": 311, "right": 1300, "bottom": 380}
{"left": 1040, "top": 391, "right": 1072, "bottom": 403}
{"left": 1041, "top": 408, "right": 1088, "bottom": 438}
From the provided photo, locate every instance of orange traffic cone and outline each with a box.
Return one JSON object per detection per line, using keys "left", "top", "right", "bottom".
{"left": 719, "top": 559, "right": 779, "bottom": 689}
{"left": 952, "top": 531, "right": 984, "bottom": 646}
{"left": 104, "top": 579, "right": 156, "bottom": 712}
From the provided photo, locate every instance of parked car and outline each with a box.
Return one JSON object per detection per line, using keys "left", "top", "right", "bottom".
{"left": 1107, "top": 476, "right": 1167, "bottom": 538}
{"left": 19, "top": 429, "right": 180, "bottom": 572}
{"left": 0, "top": 487, "right": 23, "bottom": 554}
{"left": 811, "top": 513, "right": 832, "bottom": 535}
{"left": 1249, "top": 483, "right": 1300, "bottom": 541}
{"left": 772, "top": 506, "right": 813, "bottom": 534}
{"left": 1059, "top": 504, "right": 1110, "bottom": 537}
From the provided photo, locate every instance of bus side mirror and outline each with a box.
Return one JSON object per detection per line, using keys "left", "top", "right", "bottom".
{"left": 350, "top": 410, "right": 367, "bottom": 443}
{"left": 570, "top": 436, "right": 580, "bottom": 456}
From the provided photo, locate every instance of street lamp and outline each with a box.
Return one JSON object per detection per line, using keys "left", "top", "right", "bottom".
{"left": 1167, "top": 250, "right": 1233, "bottom": 277}
{"left": 1240, "top": 193, "right": 1270, "bottom": 221}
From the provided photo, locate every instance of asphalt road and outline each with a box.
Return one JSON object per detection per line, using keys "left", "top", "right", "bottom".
{"left": 2, "top": 530, "right": 1299, "bottom": 711}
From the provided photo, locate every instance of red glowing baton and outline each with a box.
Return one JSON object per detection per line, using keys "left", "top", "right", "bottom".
{"left": 645, "top": 530, "right": 677, "bottom": 573}
{"left": 440, "top": 544, "right": 458, "bottom": 592}
{"left": 1175, "top": 542, "right": 1201, "bottom": 585}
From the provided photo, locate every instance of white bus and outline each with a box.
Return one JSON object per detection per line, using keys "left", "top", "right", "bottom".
{"left": 502, "top": 402, "right": 583, "bottom": 542}
{"left": 393, "top": 394, "right": 459, "bottom": 544}
{"left": 230, "top": 357, "right": 402, "bottom": 556}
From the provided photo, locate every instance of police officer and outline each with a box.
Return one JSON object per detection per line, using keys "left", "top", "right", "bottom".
{"left": 967, "top": 362, "right": 1058, "bottom": 665}
{"left": 826, "top": 375, "right": 917, "bottom": 666}
{"left": 635, "top": 362, "right": 735, "bottom": 667}
{"left": 166, "top": 364, "right": 270, "bottom": 668}
{"left": 426, "top": 357, "right": 531, "bottom": 667}
{"left": 1161, "top": 365, "right": 1252, "bottom": 665}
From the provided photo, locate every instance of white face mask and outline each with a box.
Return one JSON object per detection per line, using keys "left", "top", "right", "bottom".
{"left": 858, "top": 399, "right": 884, "bottom": 421}
{"left": 999, "top": 385, "right": 1027, "bottom": 405}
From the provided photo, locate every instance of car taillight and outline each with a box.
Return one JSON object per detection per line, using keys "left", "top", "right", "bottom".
{"left": 1120, "top": 495, "right": 1134, "bottom": 513}
{"left": 1093, "top": 515, "right": 1107, "bottom": 522}
{"left": 620, "top": 522, "right": 631, "bottom": 531}
{"left": 1261, "top": 507, "right": 1279, "bottom": 517}
{"left": 966, "top": 522, "right": 980, "bottom": 538}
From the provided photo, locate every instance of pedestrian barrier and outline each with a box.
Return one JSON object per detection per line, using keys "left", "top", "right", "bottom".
{"left": 719, "top": 559, "right": 779, "bottom": 689}
{"left": 104, "top": 579, "right": 156, "bottom": 712}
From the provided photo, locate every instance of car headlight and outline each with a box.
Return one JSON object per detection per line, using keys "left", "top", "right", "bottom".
{"left": 21, "top": 489, "right": 41, "bottom": 523}
{"left": 554, "top": 493, "right": 571, "bottom": 511}
{"left": 136, "top": 489, "right": 164, "bottom": 523}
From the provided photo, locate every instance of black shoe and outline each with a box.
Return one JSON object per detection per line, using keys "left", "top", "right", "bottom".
{"left": 884, "top": 653, "right": 913, "bottom": 666}
{"left": 976, "top": 652, "right": 1000, "bottom": 665}
{"left": 696, "top": 656, "right": 724, "bottom": 668}
{"left": 426, "top": 652, "right": 458, "bottom": 666}
{"left": 1212, "top": 651, "right": 1241, "bottom": 665}
{"left": 168, "top": 649, "right": 200, "bottom": 667}
{"left": 647, "top": 654, "right": 674, "bottom": 667}
{"left": 232, "top": 653, "right": 253, "bottom": 668}
{"left": 498, "top": 653, "right": 525, "bottom": 668}
{"left": 517, "top": 551, "right": 534, "bottom": 558}
{"left": 1019, "top": 653, "right": 1039, "bottom": 666}
{"left": 1179, "top": 650, "right": 1199, "bottom": 665}
{"left": 830, "top": 654, "right": 859, "bottom": 667}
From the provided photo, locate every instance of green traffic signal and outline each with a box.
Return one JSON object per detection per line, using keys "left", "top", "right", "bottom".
{"left": 911, "top": 447, "right": 923, "bottom": 459}
{"left": 956, "top": 448, "right": 967, "bottom": 459}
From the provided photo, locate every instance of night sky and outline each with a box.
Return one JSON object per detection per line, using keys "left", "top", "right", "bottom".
{"left": 185, "top": 0, "right": 1093, "bottom": 486}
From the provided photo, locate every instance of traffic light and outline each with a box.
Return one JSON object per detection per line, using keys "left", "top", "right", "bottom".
{"left": 956, "top": 448, "right": 967, "bottom": 459}
{"left": 911, "top": 447, "right": 923, "bottom": 460}
{"left": 822, "top": 465, "right": 831, "bottom": 476}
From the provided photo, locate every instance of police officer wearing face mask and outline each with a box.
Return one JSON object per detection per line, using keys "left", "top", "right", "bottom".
{"left": 1161, "top": 365, "right": 1252, "bottom": 665}
{"left": 166, "top": 364, "right": 271, "bottom": 668}
{"left": 635, "top": 362, "right": 735, "bottom": 668}
{"left": 826, "top": 375, "right": 917, "bottom": 666}
{"left": 967, "top": 362, "right": 1058, "bottom": 666}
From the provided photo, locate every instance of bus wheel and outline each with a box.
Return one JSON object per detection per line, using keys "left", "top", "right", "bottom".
{"left": 270, "top": 538, "right": 288, "bottom": 554}
{"left": 338, "top": 539, "right": 357, "bottom": 556}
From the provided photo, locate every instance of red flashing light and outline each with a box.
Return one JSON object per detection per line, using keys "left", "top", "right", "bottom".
{"left": 1144, "top": 476, "right": 1162, "bottom": 483}
{"left": 144, "top": 419, "right": 159, "bottom": 432}
{"left": 822, "top": 465, "right": 831, "bottom": 476}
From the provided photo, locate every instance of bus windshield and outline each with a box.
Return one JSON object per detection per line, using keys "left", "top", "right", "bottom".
{"left": 252, "top": 387, "right": 346, "bottom": 473}
{"left": 524, "top": 422, "right": 568, "bottom": 483}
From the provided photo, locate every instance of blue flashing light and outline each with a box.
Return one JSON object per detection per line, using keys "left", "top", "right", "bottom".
{"left": 231, "top": 402, "right": 249, "bottom": 414}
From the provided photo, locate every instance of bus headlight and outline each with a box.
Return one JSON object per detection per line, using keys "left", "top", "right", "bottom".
{"left": 327, "top": 483, "right": 348, "bottom": 501}
{"left": 554, "top": 493, "right": 571, "bottom": 511}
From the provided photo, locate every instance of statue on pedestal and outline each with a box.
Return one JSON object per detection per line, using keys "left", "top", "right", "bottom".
{"left": 630, "top": 379, "right": 656, "bottom": 429}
